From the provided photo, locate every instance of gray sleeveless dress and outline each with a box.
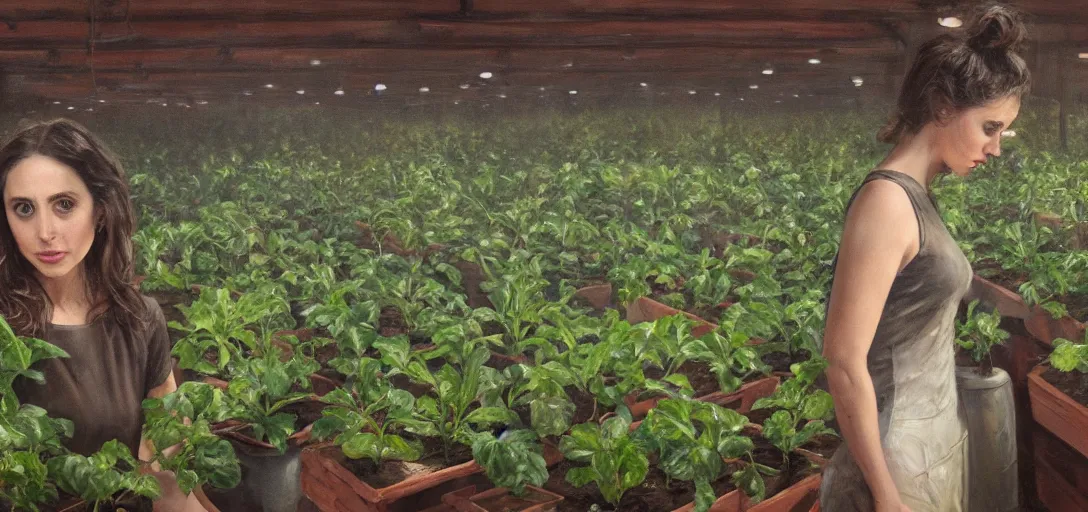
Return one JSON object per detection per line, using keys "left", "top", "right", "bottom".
{"left": 819, "top": 170, "right": 972, "bottom": 511}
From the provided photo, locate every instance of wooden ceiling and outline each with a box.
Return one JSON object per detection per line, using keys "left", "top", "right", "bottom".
{"left": 0, "top": 0, "right": 1084, "bottom": 109}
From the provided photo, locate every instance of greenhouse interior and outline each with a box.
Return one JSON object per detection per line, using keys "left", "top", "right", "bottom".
{"left": 0, "top": 1, "right": 1085, "bottom": 511}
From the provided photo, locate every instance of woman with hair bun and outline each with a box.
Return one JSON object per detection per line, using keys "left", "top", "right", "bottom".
{"left": 819, "top": 3, "right": 1030, "bottom": 511}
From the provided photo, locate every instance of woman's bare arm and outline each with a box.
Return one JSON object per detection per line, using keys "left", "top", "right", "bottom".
{"left": 823, "top": 179, "right": 918, "bottom": 511}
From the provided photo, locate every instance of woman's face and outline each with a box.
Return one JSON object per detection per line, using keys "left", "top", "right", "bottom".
{"left": 3, "top": 154, "right": 98, "bottom": 282}
{"left": 936, "top": 95, "right": 1021, "bottom": 177}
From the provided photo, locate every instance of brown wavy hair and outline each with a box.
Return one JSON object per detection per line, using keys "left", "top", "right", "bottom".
{"left": 879, "top": 2, "right": 1032, "bottom": 143}
{"left": 0, "top": 119, "right": 146, "bottom": 339}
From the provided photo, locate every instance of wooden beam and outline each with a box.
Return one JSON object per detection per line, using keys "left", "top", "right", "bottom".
{"left": 0, "top": 19, "right": 897, "bottom": 51}
{"left": 0, "top": 46, "right": 898, "bottom": 75}
{"left": 0, "top": 1, "right": 461, "bottom": 22}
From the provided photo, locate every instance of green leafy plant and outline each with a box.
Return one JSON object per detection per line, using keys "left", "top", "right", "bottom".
{"left": 311, "top": 357, "right": 423, "bottom": 467}
{"left": 955, "top": 299, "right": 1011, "bottom": 375}
{"left": 470, "top": 429, "right": 549, "bottom": 496}
{"left": 751, "top": 358, "right": 836, "bottom": 468}
{"left": 1049, "top": 332, "right": 1088, "bottom": 374}
{"left": 634, "top": 399, "right": 755, "bottom": 511}
{"left": 559, "top": 411, "right": 649, "bottom": 508}
{"left": 46, "top": 440, "right": 162, "bottom": 511}
{"left": 141, "top": 382, "right": 243, "bottom": 495}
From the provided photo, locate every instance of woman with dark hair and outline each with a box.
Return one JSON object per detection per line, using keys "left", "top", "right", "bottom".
{"left": 1, "top": 119, "right": 202, "bottom": 511}
{"left": 819, "top": 4, "right": 1030, "bottom": 512}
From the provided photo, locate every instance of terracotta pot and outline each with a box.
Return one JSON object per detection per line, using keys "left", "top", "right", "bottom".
{"left": 1032, "top": 426, "right": 1088, "bottom": 511}
{"left": 1025, "top": 306, "right": 1086, "bottom": 347}
{"left": 670, "top": 473, "right": 822, "bottom": 512}
{"left": 967, "top": 275, "right": 1030, "bottom": 320}
{"left": 301, "top": 442, "right": 563, "bottom": 512}
{"left": 573, "top": 283, "right": 613, "bottom": 310}
{"left": 440, "top": 485, "right": 564, "bottom": 512}
{"left": 1028, "top": 364, "right": 1088, "bottom": 459}
{"left": 625, "top": 296, "right": 717, "bottom": 338}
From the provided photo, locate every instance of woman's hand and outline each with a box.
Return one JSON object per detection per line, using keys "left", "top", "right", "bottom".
{"left": 148, "top": 470, "right": 208, "bottom": 512}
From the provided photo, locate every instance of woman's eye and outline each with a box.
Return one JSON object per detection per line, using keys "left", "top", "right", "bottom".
{"left": 14, "top": 203, "right": 33, "bottom": 217}
{"left": 56, "top": 199, "right": 75, "bottom": 212}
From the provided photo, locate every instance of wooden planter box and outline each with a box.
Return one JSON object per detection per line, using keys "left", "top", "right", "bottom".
{"left": 624, "top": 375, "right": 781, "bottom": 419}
{"left": 625, "top": 296, "right": 717, "bottom": 338}
{"left": 438, "top": 485, "right": 564, "bottom": 512}
{"left": 967, "top": 275, "right": 1030, "bottom": 320}
{"left": 671, "top": 473, "right": 822, "bottom": 512}
{"left": 1028, "top": 364, "right": 1088, "bottom": 459}
{"left": 301, "top": 443, "right": 563, "bottom": 512}
{"left": 1025, "top": 305, "right": 1085, "bottom": 347}
{"left": 1032, "top": 427, "right": 1088, "bottom": 511}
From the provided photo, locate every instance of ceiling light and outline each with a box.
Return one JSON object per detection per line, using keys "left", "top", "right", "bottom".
{"left": 640, "top": 82, "right": 648, "bottom": 87}
{"left": 296, "top": 89, "right": 306, "bottom": 95}
{"left": 161, "top": 103, "right": 168, "bottom": 107}
{"left": 808, "top": 58, "right": 821, "bottom": 65}
{"left": 86, "top": 108, "right": 94, "bottom": 112}
{"left": 569, "top": 90, "right": 578, "bottom": 95}
{"left": 334, "top": 88, "right": 345, "bottom": 96}
{"left": 264, "top": 84, "right": 275, "bottom": 89}
{"left": 310, "top": 59, "right": 322, "bottom": 66}
{"left": 688, "top": 90, "right": 697, "bottom": 95}
{"left": 67, "top": 106, "right": 75, "bottom": 110}
{"left": 562, "top": 62, "right": 573, "bottom": 68}
{"left": 739, "top": 97, "right": 745, "bottom": 101}
{"left": 539, "top": 87, "right": 546, "bottom": 91}
{"left": 196, "top": 100, "right": 209, "bottom": 105}
{"left": 1001, "top": 130, "right": 1017, "bottom": 138}
{"left": 714, "top": 92, "right": 721, "bottom": 96}
{"left": 1080, "top": 53, "right": 1088, "bottom": 59}
{"left": 375, "top": 83, "right": 387, "bottom": 91}
{"left": 479, "top": 71, "right": 493, "bottom": 79}
{"left": 499, "top": 94, "right": 507, "bottom": 99}
{"left": 419, "top": 87, "right": 430, "bottom": 93}
{"left": 53, "top": 101, "right": 61, "bottom": 105}
{"left": 938, "top": 17, "right": 963, "bottom": 28}
{"left": 851, "top": 76, "right": 864, "bottom": 87}
{"left": 243, "top": 90, "right": 253, "bottom": 96}
{"left": 762, "top": 68, "right": 774, "bottom": 75}
{"left": 793, "top": 94, "right": 800, "bottom": 98}
{"left": 774, "top": 100, "right": 781, "bottom": 103}
{"left": 98, "top": 99, "right": 106, "bottom": 103}
{"left": 315, "top": 102, "right": 321, "bottom": 105}
{"left": 460, "top": 84, "right": 470, "bottom": 90}
{"left": 749, "top": 84, "right": 759, "bottom": 89}
{"left": 454, "top": 100, "right": 461, "bottom": 105}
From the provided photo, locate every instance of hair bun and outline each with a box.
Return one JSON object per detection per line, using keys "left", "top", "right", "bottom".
{"left": 966, "top": 4, "right": 1027, "bottom": 52}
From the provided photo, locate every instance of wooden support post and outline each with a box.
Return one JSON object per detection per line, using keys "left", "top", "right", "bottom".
{"left": 1058, "top": 52, "right": 1072, "bottom": 151}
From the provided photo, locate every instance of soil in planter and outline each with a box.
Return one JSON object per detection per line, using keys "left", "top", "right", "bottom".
{"left": 743, "top": 407, "right": 775, "bottom": 426}
{"left": 546, "top": 461, "right": 736, "bottom": 512}
{"left": 335, "top": 437, "right": 474, "bottom": 489}
{"left": 379, "top": 306, "right": 410, "bottom": 338}
{"left": 1055, "top": 292, "right": 1088, "bottom": 323}
{"left": 800, "top": 433, "right": 842, "bottom": 460}
{"left": 1042, "top": 366, "right": 1088, "bottom": 407}
{"left": 644, "top": 361, "right": 720, "bottom": 398}
{"left": 745, "top": 428, "right": 822, "bottom": 497}
{"left": 280, "top": 399, "right": 326, "bottom": 430}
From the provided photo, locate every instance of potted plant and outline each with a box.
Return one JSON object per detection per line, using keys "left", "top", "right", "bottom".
{"left": 954, "top": 300, "right": 1018, "bottom": 511}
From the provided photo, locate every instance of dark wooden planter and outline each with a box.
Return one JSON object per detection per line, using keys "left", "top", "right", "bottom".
{"left": 573, "top": 283, "right": 613, "bottom": 310}
{"left": 1025, "top": 306, "right": 1086, "bottom": 347}
{"left": 1032, "top": 426, "right": 1088, "bottom": 511}
{"left": 1028, "top": 364, "right": 1088, "bottom": 459}
{"left": 301, "top": 442, "right": 563, "bottom": 512}
{"left": 438, "top": 485, "right": 565, "bottom": 512}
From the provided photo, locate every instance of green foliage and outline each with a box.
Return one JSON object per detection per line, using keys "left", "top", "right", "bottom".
{"left": 752, "top": 358, "right": 837, "bottom": 464}
{"left": 141, "top": 382, "right": 242, "bottom": 494}
{"left": 559, "top": 411, "right": 649, "bottom": 507}
{"left": 955, "top": 300, "right": 1010, "bottom": 374}
{"left": 470, "top": 429, "right": 549, "bottom": 496}
{"left": 1050, "top": 333, "right": 1088, "bottom": 374}
{"left": 46, "top": 440, "right": 162, "bottom": 508}
{"left": 311, "top": 358, "right": 423, "bottom": 466}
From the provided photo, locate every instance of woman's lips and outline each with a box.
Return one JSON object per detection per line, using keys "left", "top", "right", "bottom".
{"left": 36, "top": 251, "right": 67, "bottom": 264}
